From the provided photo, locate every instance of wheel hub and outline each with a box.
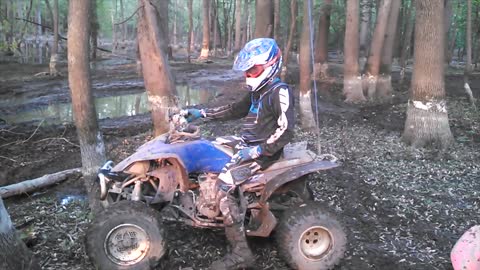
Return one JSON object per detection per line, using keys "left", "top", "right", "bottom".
{"left": 104, "top": 224, "right": 150, "bottom": 266}
{"left": 298, "top": 226, "right": 333, "bottom": 260}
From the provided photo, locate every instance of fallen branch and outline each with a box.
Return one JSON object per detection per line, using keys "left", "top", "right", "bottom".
{"left": 0, "top": 168, "right": 82, "bottom": 198}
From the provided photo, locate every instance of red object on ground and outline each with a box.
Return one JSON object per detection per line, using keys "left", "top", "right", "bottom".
{"left": 451, "top": 225, "right": 480, "bottom": 270}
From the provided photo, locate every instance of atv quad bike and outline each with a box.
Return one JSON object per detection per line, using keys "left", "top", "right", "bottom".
{"left": 85, "top": 110, "right": 347, "bottom": 270}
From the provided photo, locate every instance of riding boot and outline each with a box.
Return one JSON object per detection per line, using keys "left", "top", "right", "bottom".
{"left": 210, "top": 192, "right": 255, "bottom": 270}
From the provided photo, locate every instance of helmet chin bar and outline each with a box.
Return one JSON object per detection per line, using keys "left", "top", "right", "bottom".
{"left": 246, "top": 66, "right": 274, "bottom": 91}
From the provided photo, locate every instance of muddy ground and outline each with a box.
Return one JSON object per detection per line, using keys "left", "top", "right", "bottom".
{"left": 1, "top": 53, "right": 479, "bottom": 270}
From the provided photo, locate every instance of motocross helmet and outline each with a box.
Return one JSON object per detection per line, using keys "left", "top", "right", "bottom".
{"left": 233, "top": 38, "right": 282, "bottom": 92}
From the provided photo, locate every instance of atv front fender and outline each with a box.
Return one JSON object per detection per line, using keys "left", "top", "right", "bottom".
{"left": 259, "top": 160, "right": 339, "bottom": 204}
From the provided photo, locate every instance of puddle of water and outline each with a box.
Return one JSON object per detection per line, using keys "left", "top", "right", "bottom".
{"left": 0, "top": 85, "right": 217, "bottom": 125}
{"left": 59, "top": 194, "right": 86, "bottom": 206}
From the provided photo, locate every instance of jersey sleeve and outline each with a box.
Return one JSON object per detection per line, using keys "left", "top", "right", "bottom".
{"left": 203, "top": 93, "right": 251, "bottom": 121}
{"left": 260, "top": 86, "right": 295, "bottom": 156}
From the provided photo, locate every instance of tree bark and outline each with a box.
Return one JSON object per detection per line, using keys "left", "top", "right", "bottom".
{"left": 90, "top": 0, "right": 99, "bottom": 60}
{"left": 298, "top": 0, "right": 316, "bottom": 130}
{"left": 137, "top": 0, "right": 178, "bottom": 136}
{"left": 463, "top": 0, "right": 476, "bottom": 108}
{"left": 187, "top": 0, "right": 193, "bottom": 62}
{"left": 253, "top": 0, "right": 273, "bottom": 38}
{"left": 444, "top": 0, "right": 454, "bottom": 65}
{"left": 0, "top": 197, "right": 40, "bottom": 270}
{"left": 399, "top": 0, "right": 415, "bottom": 84}
{"left": 363, "top": 0, "right": 392, "bottom": 100}
{"left": 402, "top": 0, "right": 454, "bottom": 149}
{"left": 48, "top": 0, "right": 59, "bottom": 76}
{"left": 273, "top": 0, "right": 280, "bottom": 41}
{"left": 153, "top": 0, "right": 170, "bottom": 58}
{"left": 200, "top": 0, "right": 210, "bottom": 59}
{"left": 344, "top": 0, "right": 366, "bottom": 103}
{"left": 280, "top": 0, "right": 297, "bottom": 81}
{"left": 0, "top": 168, "right": 81, "bottom": 199}
{"left": 313, "top": 0, "right": 332, "bottom": 80}
{"left": 120, "top": 0, "right": 126, "bottom": 41}
{"left": 234, "top": 0, "right": 243, "bottom": 53}
{"left": 376, "top": 0, "right": 401, "bottom": 101}
{"left": 359, "top": 0, "right": 371, "bottom": 58}
{"left": 67, "top": 0, "right": 106, "bottom": 213}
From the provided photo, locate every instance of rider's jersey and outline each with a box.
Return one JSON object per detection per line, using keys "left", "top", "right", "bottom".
{"left": 204, "top": 78, "right": 295, "bottom": 157}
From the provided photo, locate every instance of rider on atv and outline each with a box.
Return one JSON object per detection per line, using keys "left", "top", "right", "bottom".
{"left": 187, "top": 38, "right": 295, "bottom": 270}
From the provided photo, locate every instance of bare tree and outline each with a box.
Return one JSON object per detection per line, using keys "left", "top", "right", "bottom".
{"left": 200, "top": 0, "right": 210, "bottom": 59}
{"left": 241, "top": 0, "right": 250, "bottom": 45}
{"left": 137, "top": 0, "right": 178, "bottom": 136}
{"left": 444, "top": 0, "right": 454, "bottom": 65}
{"left": 254, "top": 0, "right": 273, "bottom": 38}
{"left": 90, "top": 0, "right": 99, "bottom": 60}
{"left": 298, "top": 0, "right": 316, "bottom": 130}
{"left": 359, "top": 0, "right": 371, "bottom": 59}
{"left": 402, "top": 0, "right": 454, "bottom": 148}
{"left": 313, "top": 0, "right": 333, "bottom": 80}
{"left": 153, "top": 0, "right": 170, "bottom": 57}
{"left": 187, "top": 0, "right": 193, "bottom": 62}
{"left": 280, "top": 0, "right": 297, "bottom": 81}
{"left": 67, "top": 0, "right": 106, "bottom": 212}
{"left": 343, "top": 0, "right": 366, "bottom": 102}
{"left": 0, "top": 198, "right": 40, "bottom": 270}
{"left": 463, "top": 0, "right": 476, "bottom": 108}
{"left": 399, "top": 0, "right": 415, "bottom": 84}
{"left": 363, "top": 0, "right": 392, "bottom": 100}
{"left": 375, "top": 0, "right": 401, "bottom": 100}
{"left": 47, "top": 0, "right": 59, "bottom": 76}
{"left": 273, "top": 0, "right": 280, "bottom": 41}
{"left": 234, "top": 0, "right": 243, "bottom": 53}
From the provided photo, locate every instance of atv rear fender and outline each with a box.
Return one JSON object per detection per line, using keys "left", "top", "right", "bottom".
{"left": 259, "top": 160, "right": 339, "bottom": 204}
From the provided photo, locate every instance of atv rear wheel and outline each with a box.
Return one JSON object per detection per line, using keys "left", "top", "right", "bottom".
{"left": 275, "top": 203, "right": 346, "bottom": 270}
{"left": 85, "top": 201, "right": 166, "bottom": 270}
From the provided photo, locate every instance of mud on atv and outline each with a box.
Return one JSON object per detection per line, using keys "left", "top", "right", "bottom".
{"left": 85, "top": 111, "right": 347, "bottom": 270}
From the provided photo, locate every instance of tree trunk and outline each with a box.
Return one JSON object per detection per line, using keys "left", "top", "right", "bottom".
{"left": 0, "top": 198, "right": 40, "bottom": 270}
{"left": 399, "top": 0, "right": 415, "bottom": 84}
{"left": 153, "top": 0, "right": 170, "bottom": 58}
{"left": 36, "top": 0, "right": 41, "bottom": 38}
{"left": 344, "top": 0, "right": 366, "bottom": 103}
{"left": 359, "top": 0, "right": 371, "bottom": 58}
{"left": 444, "top": 0, "right": 454, "bottom": 65}
{"left": 241, "top": 0, "right": 249, "bottom": 45}
{"left": 280, "top": 0, "right": 297, "bottom": 81}
{"left": 254, "top": 0, "right": 273, "bottom": 38}
{"left": 112, "top": 0, "right": 118, "bottom": 52}
{"left": 402, "top": 0, "right": 454, "bottom": 149}
{"left": 363, "top": 0, "right": 392, "bottom": 100}
{"left": 120, "top": 0, "right": 126, "bottom": 41}
{"left": 212, "top": 0, "right": 218, "bottom": 56}
{"left": 67, "top": 0, "right": 106, "bottom": 213}
{"left": 187, "top": 0, "right": 193, "bottom": 62}
{"left": 173, "top": 0, "right": 177, "bottom": 46}
{"left": 48, "top": 0, "right": 59, "bottom": 76}
{"left": 137, "top": 0, "right": 178, "bottom": 136}
{"left": 0, "top": 168, "right": 81, "bottom": 199}
{"left": 376, "top": 0, "right": 401, "bottom": 101}
{"left": 463, "top": 0, "right": 476, "bottom": 108}
{"left": 313, "top": 0, "right": 332, "bottom": 80}
{"left": 234, "top": 0, "right": 243, "bottom": 53}
{"left": 298, "top": 0, "right": 316, "bottom": 130}
{"left": 90, "top": 0, "right": 99, "bottom": 60}
{"left": 273, "top": 0, "right": 280, "bottom": 41}
{"left": 200, "top": 0, "right": 210, "bottom": 59}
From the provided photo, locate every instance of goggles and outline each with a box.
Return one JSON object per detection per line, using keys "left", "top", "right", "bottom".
{"left": 244, "top": 53, "right": 281, "bottom": 78}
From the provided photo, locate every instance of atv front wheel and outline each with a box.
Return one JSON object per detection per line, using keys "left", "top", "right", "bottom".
{"left": 275, "top": 203, "right": 346, "bottom": 270}
{"left": 85, "top": 201, "right": 166, "bottom": 270}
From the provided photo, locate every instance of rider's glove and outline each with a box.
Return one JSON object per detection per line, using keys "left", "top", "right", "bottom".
{"left": 233, "top": 146, "right": 262, "bottom": 164}
{"left": 186, "top": 109, "right": 205, "bottom": 123}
